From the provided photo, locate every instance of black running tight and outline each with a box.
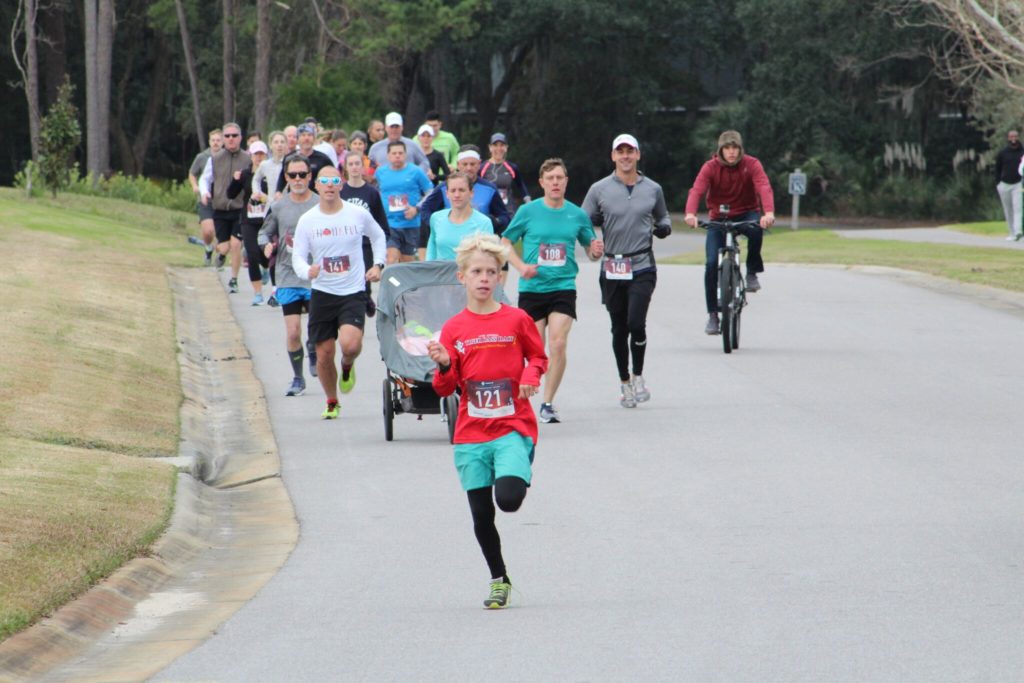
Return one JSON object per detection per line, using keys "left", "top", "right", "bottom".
{"left": 604, "top": 271, "right": 657, "bottom": 382}
{"left": 242, "top": 219, "right": 268, "bottom": 283}
{"left": 466, "top": 477, "right": 527, "bottom": 580}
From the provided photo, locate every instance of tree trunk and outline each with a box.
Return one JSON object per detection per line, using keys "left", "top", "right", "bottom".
{"left": 222, "top": 0, "right": 235, "bottom": 123}
{"left": 96, "top": 0, "right": 113, "bottom": 176}
{"left": 254, "top": 0, "right": 270, "bottom": 134}
{"left": 39, "top": 0, "right": 67, "bottom": 109}
{"left": 173, "top": 0, "right": 204, "bottom": 148}
{"left": 132, "top": 33, "right": 170, "bottom": 173}
{"left": 22, "top": 0, "right": 43, "bottom": 161}
{"left": 84, "top": 0, "right": 98, "bottom": 181}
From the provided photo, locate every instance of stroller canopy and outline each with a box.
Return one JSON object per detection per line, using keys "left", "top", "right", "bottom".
{"left": 376, "top": 261, "right": 508, "bottom": 382}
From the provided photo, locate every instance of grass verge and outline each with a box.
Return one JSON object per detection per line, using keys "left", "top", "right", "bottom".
{"left": 0, "top": 187, "right": 198, "bottom": 641}
{"left": 663, "top": 228, "right": 1024, "bottom": 292}
{"left": 941, "top": 220, "right": 1010, "bottom": 237}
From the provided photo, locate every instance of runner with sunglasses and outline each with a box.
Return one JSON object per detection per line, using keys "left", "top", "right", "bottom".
{"left": 259, "top": 156, "right": 321, "bottom": 396}
{"left": 291, "top": 166, "right": 388, "bottom": 419}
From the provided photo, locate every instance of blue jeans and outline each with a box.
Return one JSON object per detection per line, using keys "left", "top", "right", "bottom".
{"left": 704, "top": 211, "right": 764, "bottom": 314}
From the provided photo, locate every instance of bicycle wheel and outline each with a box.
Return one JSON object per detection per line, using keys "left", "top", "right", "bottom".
{"left": 732, "top": 307, "right": 741, "bottom": 350}
{"left": 382, "top": 378, "right": 394, "bottom": 441}
{"left": 719, "top": 257, "right": 735, "bottom": 354}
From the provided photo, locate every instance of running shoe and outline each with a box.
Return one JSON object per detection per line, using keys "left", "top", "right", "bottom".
{"left": 204, "top": 248, "right": 213, "bottom": 266}
{"left": 307, "top": 340, "right": 318, "bottom": 378}
{"left": 620, "top": 381, "right": 637, "bottom": 409}
{"left": 228, "top": 277, "right": 239, "bottom": 293}
{"left": 285, "top": 377, "right": 306, "bottom": 396}
{"left": 338, "top": 366, "right": 356, "bottom": 394}
{"left": 745, "top": 272, "right": 761, "bottom": 292}
{"left": 188, "top": 235, "right": 205, "bottom": 246}
{"left": 216, "top": 253, "right": 226, "bottom": 270}
{"left": 632, "top": 375, "right": 650, "bottom": 403}
{"left": 705, "top": 313, "right": 721, "bottom": 335}
{"left": 483, "top": 579, "right": 511, "bottom": 609}
{"left": 267, "top": 294, "right": 279, "bottom": 308}
{"left": 539, "top": 402, "right": 560, "bottom": 424}
{"left": 252, "top": 294, "right": 264, "bottom": 306}
{"left": 321, "top": 401, "right": 339, "bottom": 419}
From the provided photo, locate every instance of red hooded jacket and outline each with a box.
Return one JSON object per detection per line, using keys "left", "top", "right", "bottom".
{"left": 685, "top": 154, "right": 775, "bottom": 220}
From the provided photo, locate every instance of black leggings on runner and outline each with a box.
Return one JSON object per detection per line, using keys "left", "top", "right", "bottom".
{"left": 242, "top": 219, "right": 268, "bottom": 283}
{"left": 603, "top": 271, "right": 657, "bottom": 382}
{"left": 467, "top": 477, "right": 527, "bottom": 580}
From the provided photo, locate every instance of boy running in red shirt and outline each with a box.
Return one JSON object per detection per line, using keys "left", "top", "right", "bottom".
{"left": 428, "top": 234, "right": 548, "bottom": 609}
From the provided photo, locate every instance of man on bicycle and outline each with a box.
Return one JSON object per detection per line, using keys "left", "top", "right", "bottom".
{"left": 684, "top": 130, "right": 775, "bottom": 335}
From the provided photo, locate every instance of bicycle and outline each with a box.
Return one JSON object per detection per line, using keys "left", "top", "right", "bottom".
{"left": 699, "top": 215, "right": 761, "bottom": 354}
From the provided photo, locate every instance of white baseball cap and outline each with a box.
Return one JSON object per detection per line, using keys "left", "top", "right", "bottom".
{"left": 612, "top": 134, "right": 639, "bottom": 150}
{"left": 248, "top": 141, "right": 269, "bottom": 155}
{"left": 384, "top": 112, "right": 403, "bottom": 127}
{"left": 416, "top": 124, "right": 435, "bottom": 137}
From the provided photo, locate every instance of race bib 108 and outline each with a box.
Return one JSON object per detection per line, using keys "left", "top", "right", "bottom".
{"left": 537, "top": 242, "right": 567, "bottom": 267}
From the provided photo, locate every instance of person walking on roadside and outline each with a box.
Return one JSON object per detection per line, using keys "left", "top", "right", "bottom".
{"left": 481, "top": 133, "right": 531, "bottom": 212}
{"left": 581, "top": 134, "right": 672, "bottom": 409}
{"left": 188, "top": 128, "right": 223, "bottom": 265}
{"left": 425, "top": 171, "right": 493, "bottom": 261}
{"left": 291, "top": 166, "right": 387, "bottom": 419}
{"left": 684, "top": 129, "right": 775, "bottom": 335}
{"left": 340, "top": 151, "right": 390, "bottom": 317}
{"left": 259, "top": 156, "right": 321, "bottom": 396}
{"left": 424, "top": 110, "right": 460, "bottom": 168}
{"left": 503, "top": 159, "right": 603, "bottom": 424}
{"left": 199, "top": 122, "right": 250, "bottom": 293}
{"left": 996, "top": 129, "right": 1024, "bottom": 241}
{"left": 376, "top": 141, "right": 433, "bottom": 264}
{"left": 427, "top": 233, "right": 548, "bottom": 609}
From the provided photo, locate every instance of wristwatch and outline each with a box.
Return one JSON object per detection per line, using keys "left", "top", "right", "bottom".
{"left": 374, "top": 262, "right": 385, "bottom": 270}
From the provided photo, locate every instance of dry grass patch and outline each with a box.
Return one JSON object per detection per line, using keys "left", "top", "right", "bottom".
{"left": 0, "top": 190, "right": 197, "bottom": 640}
{"left": 0, "top": 437, "right": 175, "bottom": 640}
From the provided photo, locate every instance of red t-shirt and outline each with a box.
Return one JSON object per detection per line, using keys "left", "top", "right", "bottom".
{"left": 432, "top": 304, "right": 548, "bottom": 445}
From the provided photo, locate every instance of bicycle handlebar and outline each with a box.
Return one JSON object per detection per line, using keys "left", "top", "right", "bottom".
{"left": 697, "top": 219, "right": 764, "bottom": 231}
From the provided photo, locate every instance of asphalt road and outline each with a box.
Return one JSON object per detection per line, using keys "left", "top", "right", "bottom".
{"left": 155, "top": 240, "right": 1024, "bottom": 682}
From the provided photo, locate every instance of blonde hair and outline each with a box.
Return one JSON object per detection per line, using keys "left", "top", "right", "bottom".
{"left": 454, "top": 233, "right": 508, "bottom": 271}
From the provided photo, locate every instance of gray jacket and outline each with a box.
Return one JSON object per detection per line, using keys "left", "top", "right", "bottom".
{"left": 581, "top": 172, "right": 671, "bottom": 273}
{"left": 258, "top": 194, "right": 320, "bottom": 289}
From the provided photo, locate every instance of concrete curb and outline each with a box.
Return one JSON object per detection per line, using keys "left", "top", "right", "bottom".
{"left": 0, "top": 268, "right": 298, "bottom": 682}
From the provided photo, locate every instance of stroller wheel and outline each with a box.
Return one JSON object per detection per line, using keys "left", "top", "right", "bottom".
{"left": 383, "top": 378, "right": 394, "bottom": 441}
{"left": 443, "top": 394, "right": 458, "bottom": 444}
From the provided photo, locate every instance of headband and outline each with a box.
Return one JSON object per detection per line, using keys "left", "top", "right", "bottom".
{"left": 457, "top": 150, "right": 481, "bottom": 162}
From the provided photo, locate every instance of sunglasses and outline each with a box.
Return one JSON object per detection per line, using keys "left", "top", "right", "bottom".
{"left": 286, "top": 171, "right": 309, "bottom": 179}
{"left": 318, "top": 176, "right": 342, "bottom": 186}
{"left": 223, "top": 133, "right": 240, "bottom": 138}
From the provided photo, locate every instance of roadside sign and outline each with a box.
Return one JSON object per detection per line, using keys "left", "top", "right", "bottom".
{"left": 789, "top": 171, "right": 807, "bottom": 196}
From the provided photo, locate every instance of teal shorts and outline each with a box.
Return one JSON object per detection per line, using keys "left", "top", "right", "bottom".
{"left": 453, "top": 431, "right": 535, "bottom": 491}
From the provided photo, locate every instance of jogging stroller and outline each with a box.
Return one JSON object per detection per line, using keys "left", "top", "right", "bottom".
{"left": 375, "top": 260, "right": 510, "bottom": 443}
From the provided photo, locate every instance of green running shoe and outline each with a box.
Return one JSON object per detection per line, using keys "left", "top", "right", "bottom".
{"left": 321, "top": 402, "right": 339, "bottom": 420}
{"left": 483, "top": 579, "right": 511, "bottom": 609}
{"left": 338, "top": 366, "right": 356, "bottom": 394}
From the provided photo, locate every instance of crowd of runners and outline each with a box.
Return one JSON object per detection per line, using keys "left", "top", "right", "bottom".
{"left": 188, "top": 114, "right": 775, "bottom": 608}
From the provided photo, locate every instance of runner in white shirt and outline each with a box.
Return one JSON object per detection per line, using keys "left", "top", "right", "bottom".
{"left": 292, "top": 166, "right": 387, "bottom": 419}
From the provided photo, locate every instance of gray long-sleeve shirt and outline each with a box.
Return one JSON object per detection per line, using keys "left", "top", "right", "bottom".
{"left": 581, "top": 172, "right": 671, "bottom": 273}
{"left": 258, "top": 194, "right": 320, "bottom": 289}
